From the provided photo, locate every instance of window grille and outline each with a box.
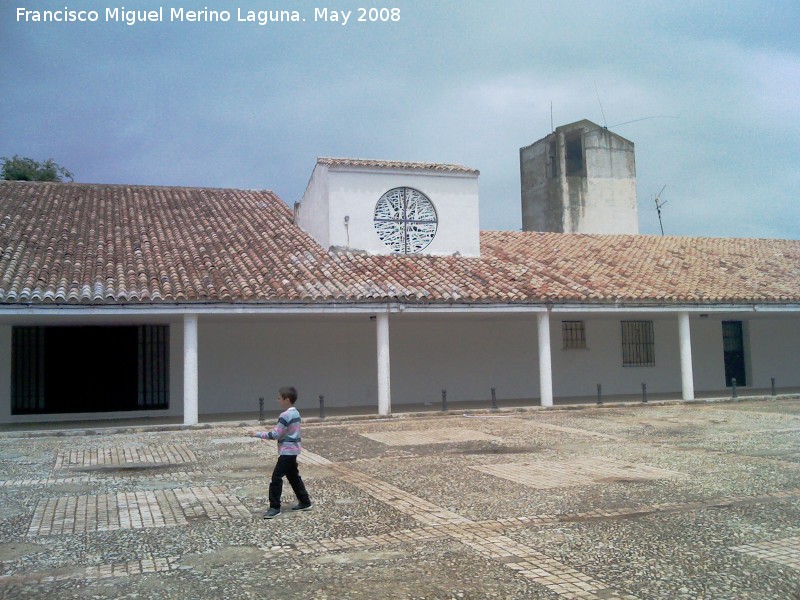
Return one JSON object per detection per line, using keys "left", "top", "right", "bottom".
{"left": 562, "top": 321, "right": 586, "bottom": 349}
{"left": 137, "top": 325, "right": 170, "bottom": 409}
{"left": 11, "top": 327, "right": 46, "bottom": 414}
{"left": 621, "top": 321, "right": 655, "bottom": 367}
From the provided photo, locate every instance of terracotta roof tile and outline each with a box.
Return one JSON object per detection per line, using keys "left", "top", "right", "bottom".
{"left": 1, "top": 181, "right": 799, "bottom": 306}
{"left": 317, "top": 157, "right": 479, "bottom": 175}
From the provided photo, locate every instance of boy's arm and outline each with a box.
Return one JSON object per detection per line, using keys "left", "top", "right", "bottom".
{"left": 252, "top": 417, "right": 288, "bottom": 440}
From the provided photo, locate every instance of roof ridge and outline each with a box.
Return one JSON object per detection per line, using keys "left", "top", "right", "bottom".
{"left": 316, "top": 156, "right": 479, "bottom": 174}
{"left": 481, "top": 230, "right": 800, "bottom": 244}
{"left": 0, "top": 180, "right": 277, "bottom": 194}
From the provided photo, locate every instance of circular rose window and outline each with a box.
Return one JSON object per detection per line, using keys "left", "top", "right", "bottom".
{"left": 373, "top": 187, "right": 438, "bottom": 253}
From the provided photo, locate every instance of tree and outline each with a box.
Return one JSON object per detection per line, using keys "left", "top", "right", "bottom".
{"left": 1, "top": 155, "right": 74, "bottom": 182}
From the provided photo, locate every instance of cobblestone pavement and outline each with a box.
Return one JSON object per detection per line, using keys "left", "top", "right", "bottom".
{"left": 1, "top": 398, "right": 799, "bottom": 599}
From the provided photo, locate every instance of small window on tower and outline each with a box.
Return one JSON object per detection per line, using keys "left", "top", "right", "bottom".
{"left": 565, "top": 134, "right": 584, "bottom": 176}
{"left": 547, "top": 141, "right": 558, "bottom": 178}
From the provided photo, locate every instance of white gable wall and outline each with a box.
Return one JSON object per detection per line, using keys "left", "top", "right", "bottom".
{"left": 297, "top": 163, "right": 481, "bottom": 256}
{"left": 294, "top": 163, "right": 331, "bottom": 248}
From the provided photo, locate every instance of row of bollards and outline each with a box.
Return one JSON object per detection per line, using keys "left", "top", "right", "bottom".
{"left": 259, "top": 394, "right": 326, "bottom": 422}
{"left": 258, "top": 376, "right": 781, "bottom": 420}
{"left": 597, "top": 383, "right": 648, "bottom": 404}
{"left": 440, "top": 388, "right": 500, "bottom": 412}
{"left": 732, "top": 377, "right": 779, "bottom": 399}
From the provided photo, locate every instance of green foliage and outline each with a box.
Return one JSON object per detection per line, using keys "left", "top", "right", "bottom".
{"left": 1, "top": 155, "right": 74, "bottom": 182}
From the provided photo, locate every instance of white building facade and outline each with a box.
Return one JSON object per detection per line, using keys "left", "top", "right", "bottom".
{"left": 0, "top": 154, "right": 798, "bottom": 426}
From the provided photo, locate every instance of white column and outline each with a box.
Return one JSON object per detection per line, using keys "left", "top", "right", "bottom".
{"left": 678, "top": 312, "right": 695, "bottom": 401}
{"left": 537, "top": 311, "right": 554, "bottom": 407}
{"left": 376, "top": 312, "right": 391, "bottom": 416}
{"left": 183, "top": 314, "right": 199, "bottom": 425}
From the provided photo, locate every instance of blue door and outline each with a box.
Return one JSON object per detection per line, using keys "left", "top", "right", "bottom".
{"left": 722, "top": 321, "right": 746, "bottom": 387}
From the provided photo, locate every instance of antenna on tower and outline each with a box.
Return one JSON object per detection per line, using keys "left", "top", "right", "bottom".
{"left": 654, "top": 185, "right": 668, "bottom": 235}
{"left": 594, "top": 81, "right": 607, "bottom": 128}
{"left": 550, "top": 101, "right": 554, "bottom": 133}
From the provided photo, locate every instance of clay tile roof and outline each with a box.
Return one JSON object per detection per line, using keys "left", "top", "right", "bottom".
{"left": 0, "top": 181, "right": 798, "bottom": 306}
{"left": 317, "top": 157, "right": 479, "bottom": 175}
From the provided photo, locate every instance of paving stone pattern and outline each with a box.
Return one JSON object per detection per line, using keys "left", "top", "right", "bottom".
{"left": 470, "top": 457, "right": 687, "bottom": 489}
{"left": 1, "top": 398, "right": 799, "bottom": 599}
{"left": 360, "top": 428, "right": 501, "bottom": 446}
{"left": 731, "top": 536, "right": 800, "bottom": 571}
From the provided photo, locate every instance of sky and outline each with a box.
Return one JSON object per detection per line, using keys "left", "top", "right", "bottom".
{"left": 2, "top": 0, "right": 799, "bottom": 239}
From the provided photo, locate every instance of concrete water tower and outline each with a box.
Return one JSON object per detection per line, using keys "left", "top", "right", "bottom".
{"left": 520, "top": 119, "right": 638, "bottom": 234}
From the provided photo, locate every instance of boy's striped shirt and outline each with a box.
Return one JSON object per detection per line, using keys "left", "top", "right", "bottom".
{"left": 260, "top": 406, "right": 302, "bottom": 455}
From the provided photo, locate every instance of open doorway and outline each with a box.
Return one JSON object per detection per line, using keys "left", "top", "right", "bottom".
{"left": 722, "top": 321, "right": 746, "bottom": 387}
{"left": 12, "top": 325, "right": 169, "bottom": 414}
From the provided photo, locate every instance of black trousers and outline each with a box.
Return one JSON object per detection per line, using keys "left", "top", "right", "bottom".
{"left": 269, "top": 455, "right": 310, "bottom": 509}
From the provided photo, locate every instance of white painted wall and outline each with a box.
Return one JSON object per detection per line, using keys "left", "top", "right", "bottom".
{"left": 0, "top": 312, "right": 797, "bottom": 423}
{"left": 295, "top": 163, "right": 331, "bottom": 248}
{"left": 552, "top": 318, "right": 680, "bottom": 397}
{"left": 297, "top": 162, "right": 481, "bottom": 256}
{"left": 195, "top": 315, "right": 539, "bottom": 412}
{"left": 688, "top": 318, "right": 727, "bottom": 390}
{"left": 389, "top": 316, "right": 539, "bottom": 404}
{"left": 749, "top": 318, "right": 800, "bottom": 388}
{"left": 198, "top": 317, "right": 378, "bottom": 412}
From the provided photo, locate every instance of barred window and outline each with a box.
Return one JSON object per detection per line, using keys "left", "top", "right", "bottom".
{"left": 621, "top": 321, "right": 655, "bottom": 367}
{"left": 562, "top": 321, "right": 586, "bottom": 349}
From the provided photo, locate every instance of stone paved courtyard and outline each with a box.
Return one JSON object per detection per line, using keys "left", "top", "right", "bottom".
{"left": 0, "top": 398, "right": 799, "bottom": 599}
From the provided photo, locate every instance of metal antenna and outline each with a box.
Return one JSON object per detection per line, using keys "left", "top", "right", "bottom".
{"left": 550, "top": 101, "right": 554, "bottom": 133}
{"left": 594, "top": 81, "right": 607, "bottom": 128}
{"left": 609, "top": 115, "right": 678, "bottom": 128}
{"left": 654, "top": 185, "right": 668, "bottom": 235}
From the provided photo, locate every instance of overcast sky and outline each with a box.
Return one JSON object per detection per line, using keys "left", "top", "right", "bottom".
{"left": 2, "top": 0, "right": 798, "bottom": 239}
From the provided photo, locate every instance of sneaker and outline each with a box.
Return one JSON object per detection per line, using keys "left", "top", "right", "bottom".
{"left": 263, "top": 508, "right": 281, "bottom": 519}
{"left": 291, "top": 502, "right": 312, "bottom": 511}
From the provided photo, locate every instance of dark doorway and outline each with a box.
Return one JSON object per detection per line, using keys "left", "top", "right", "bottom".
{"left": 722, "top": 321, "right": 746, "bottom": 387}
{"left": 45, "top": 327, "right": 138, "bottom": 412}
{"left": 12, "top": 325, "right": 169, "bottom": 414}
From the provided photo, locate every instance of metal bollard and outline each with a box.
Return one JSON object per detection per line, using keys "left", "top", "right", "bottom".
{"left": 596, "top": 384, "right": 602, "bottom": 405}
{"left": 259, "top": 397, "right": 264, "bottom": 422}
{"left": 641, "top": 383, "right": 647, "bottom": 404}
{"left": 319, "top": 394, "right": 325, "bottom": 420}
{"left": 442, "top": 389, "right": 447, "bottom": 412}
{"left": 731, "top": 378, "right": 737, "bottom": 399}
{"left": 491, "top": 387, "right": 498, "bottom": 410}
{"left": 771, "top": 378, "right": 776, "bottom": 397}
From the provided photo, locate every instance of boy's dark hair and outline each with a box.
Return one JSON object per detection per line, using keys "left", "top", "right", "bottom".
{"left": 279, "top": 386, "right": 298, "bottom": 404}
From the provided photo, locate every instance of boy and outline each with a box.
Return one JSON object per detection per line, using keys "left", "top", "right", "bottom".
{"left": 252, "top": 386, "right": 312, "bottom": 519}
